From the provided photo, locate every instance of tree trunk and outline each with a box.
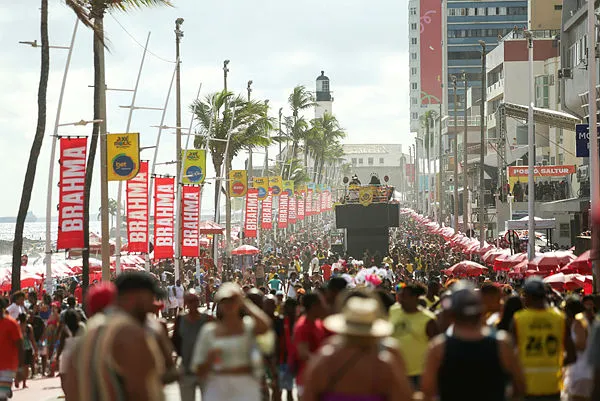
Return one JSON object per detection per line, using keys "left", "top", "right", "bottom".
{"left": 225, "top": 155, "right": 233, "bottom": 256}
{"left": 304, "top": 140, "right": 309, "bottom": 172}
{"left": 312, "top": 155, "right": 319, "bottom": 183}
{"left": 11, "top": 0, "right": 49, "bottom": 292}
{"left": 83, "top": 3, "right": 106, "bottom": 292}
{"left": 318, "top": 155, "right": 325, "bottom": 184}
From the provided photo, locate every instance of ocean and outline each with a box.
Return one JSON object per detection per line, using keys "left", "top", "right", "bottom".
{"left": 0, "top": 221, "right": 103, "bottom": 242}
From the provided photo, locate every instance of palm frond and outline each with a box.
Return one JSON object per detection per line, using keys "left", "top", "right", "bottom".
{"left": 108, "top": 0, "right": 173, "bottom": 11}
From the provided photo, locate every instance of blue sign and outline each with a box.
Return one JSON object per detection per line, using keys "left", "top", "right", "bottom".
{"left": 575, "top": 124, "right": 599, "bottom": 158}
{"left": 112, "top": 154, "right": 135, "bottom": 177}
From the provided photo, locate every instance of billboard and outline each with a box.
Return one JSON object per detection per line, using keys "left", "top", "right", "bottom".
{"left": 420, "top": 0, "right": 442, "bottom": 105}
{"left": 507, "top": 165, "right": 576, "bottom": 191}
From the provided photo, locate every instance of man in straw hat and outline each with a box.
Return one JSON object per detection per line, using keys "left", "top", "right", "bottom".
{"left": 302, "top": 296, "right": 413, "bottom": 401}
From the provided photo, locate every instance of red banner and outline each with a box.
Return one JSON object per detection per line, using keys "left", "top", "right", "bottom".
{"left": 405, "top": 163, "right": 415, "bottom": 184}
{"left": 420, "top": 0, "right": 442, "bottom": 105}
{"left": 289, "top": 196, "right": 296, "bottom": 224}
{"left": 507, "top": 165, "right": 576, "bottom": 178}
{"left": 315, "top": 192, "right": 322, "bottom": 214}
{"left": 244, "top": 188, "right": 258, "bottom": 238}
{"left": 126, "top": 161, "right": 149, "bottom": 253}
{"left": 261, "top": 189, "right": 273, "bottom": 229}
{"left": 57, "top": 137, "right": 87, "bottom": 250}
{"left": 321, "top": 191, "right": 328, "bottom": 212}
{"left": 297, "top": 193, "right": 305, "bottom": 220}
{"left": 306, "top": 190, "right": 313, "bottom": 216}
{"left": 181, "top": 186, "right": 201, "bottom": 257}
{"left": 153, "top": 177, "right": 174, "bottom": 259}
{"left": 278, "top": 192, "right": 289, "bottom": 229}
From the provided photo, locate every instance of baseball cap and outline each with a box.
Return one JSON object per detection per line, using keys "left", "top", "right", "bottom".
{"left": 523, "top": 276, "right": 546, "bottom": 298}
{"left": 445, "top": 281, "right": 483, "bottom": 317}
{"left": 114, "top": 271, "right": 162, "bottom": 296}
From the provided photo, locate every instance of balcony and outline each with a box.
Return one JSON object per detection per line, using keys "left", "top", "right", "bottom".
{"left": 487, "top": 79, "right": 504, "bottom": 101}
{"left": 444, "top": 116, "right": 481, "bottom": 129}
{"left": 487, "top": 113, "right": 497, "bottom": 129}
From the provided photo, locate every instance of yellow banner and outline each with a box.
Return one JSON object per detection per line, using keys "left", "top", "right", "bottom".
{"left": 107, "top": 133, "right": 140, "bottom": 181}
{"left": 283, "top": 180, "right": 294, "bottom": 196}
{"left": 229, "top": 170, "right": 248, "bottom": 197}
{"left": 297, "top": 184, "right": 307, "bottom": 194}
{"left": 359, "top": 187, "right": 373, "bottom": 206}
{"left": 181, "top": 149, "right": 206, "bottom": 184}
{"left": 269, "top": 176, "right": 283, "bottom": 196}
{"left": 253, "top": 177, "right": 269, "bottom": 200}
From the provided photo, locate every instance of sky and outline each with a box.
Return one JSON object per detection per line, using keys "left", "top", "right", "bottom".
{"left": 0, "top": 0, "right": 410, "bottom": 219}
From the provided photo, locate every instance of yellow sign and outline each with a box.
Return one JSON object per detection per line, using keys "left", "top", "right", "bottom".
{"left": 269, "top": 176, "right": 283, "bottom": 196}
{"left": 297, "top": 184, "right": 307, "bottom": 194}
{"left": 283, "top": 180, "right": 294, "bottom": 196}
{"left": 253, "top": 177, "right": 269, "bottom": 200}
{"left": 107, "top": 133, "right": 140, "bottom": 181}
{"left": 181, "top": 149, "right": 206, "bottom": 184}
{"left": 358, "top": 187, "right": 373, "bottom": 206}
{"left": 229, "top": 170, "right": 247, "bottom": 197}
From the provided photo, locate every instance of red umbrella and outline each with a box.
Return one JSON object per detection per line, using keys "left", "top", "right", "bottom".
{"left": 494, "top": 252, "right": 527, "bottom": 272}
{"left": 527, "top": 251, "right": 576, "bottom": 272}
{"left": 198, "top": 221, "right": 225, "bottom": 235}
{"left": 443, "top": 261, "right": 488, "bottom": 277}
{"left": 231, "top": 245, "right": 260, "bottom": 256}
{"left": 508, "top": 260, "right": 528, "bottom": 278}
{"left": 483, "top": 248, "right": 510, "bottom": 265}
{"left": 559, "top": 250, "right": 592, "bottom": 274}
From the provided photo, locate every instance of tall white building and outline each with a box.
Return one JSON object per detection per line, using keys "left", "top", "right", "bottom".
{"left": 315, "top": 71, "right": 333, "bottom": 119}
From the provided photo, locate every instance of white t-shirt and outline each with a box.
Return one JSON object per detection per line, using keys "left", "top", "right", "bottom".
{"left": 287, "top": 279, "right": 299, "bottom": 299}
{"left": 175, "top": 285, "right": 184, "bottom": 301}
{"left": 7, "top": 303, "right": 26, "bottom": 320}
{"left": 310, "top": 257, "right": 320, "bottom": 275}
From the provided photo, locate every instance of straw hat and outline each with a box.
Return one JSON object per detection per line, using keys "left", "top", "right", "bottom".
{"left": 324, "top": 297, "right": 392, "bottom": 338}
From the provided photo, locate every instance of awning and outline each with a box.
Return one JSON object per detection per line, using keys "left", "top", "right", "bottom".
{"left": 506, "top": 216, "right": 556, "bottom": 230}
{"left": 498, "top": 102, "right": 581, "bottom": 131}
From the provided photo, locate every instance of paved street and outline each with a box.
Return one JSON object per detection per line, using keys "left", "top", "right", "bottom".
{"left": 11, "top": 376, "right": 187, "bottom": 401}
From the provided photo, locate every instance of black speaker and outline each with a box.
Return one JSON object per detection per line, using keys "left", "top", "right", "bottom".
{"left": 335, "top": 203, "right": 400, "bottom": 229}
{"left": 346, "top": 227, "right": 388, "bottom": 259}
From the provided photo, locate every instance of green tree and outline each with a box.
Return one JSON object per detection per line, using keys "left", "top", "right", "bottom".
{"left": 191, "top": 90, "right": 272, "bottom": 250}
{"left": 307, "top": 113, "right": 346, "bottom": 184}
{"left": 65, "top": 0, "right": 171, "bottom": 290}
{"left": 287, "top": 85, "right": 315, "bottom": 169}
{"left": 12, "top": 0, "right": 50, "bottom": 292}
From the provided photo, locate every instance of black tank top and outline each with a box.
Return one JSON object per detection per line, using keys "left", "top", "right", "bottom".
{"left": 438, "top": 332, "right": 508, "bottom": 401}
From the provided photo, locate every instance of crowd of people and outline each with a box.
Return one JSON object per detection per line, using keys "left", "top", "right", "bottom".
{"left": 1, "top": 213, "right": 599, "bottom": 401}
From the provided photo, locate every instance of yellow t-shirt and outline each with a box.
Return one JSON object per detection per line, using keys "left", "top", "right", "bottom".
{"left": 514, "top": 308, "right": 565, "bottom": 396}
{"left": 388, "top": 304, "right": 435, "bottom": 376}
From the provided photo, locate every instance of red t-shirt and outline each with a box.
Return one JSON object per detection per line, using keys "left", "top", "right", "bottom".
{"left": 321, "top": 264, "right": 332, "bottom": 281}
{"left": 0, "top": 316, "right": 22, "bottom": 370}
{"left": 293, "top": 315, "right": 326, "bottom": 386}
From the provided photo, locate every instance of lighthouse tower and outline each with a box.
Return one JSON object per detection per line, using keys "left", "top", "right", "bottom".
{"left": 315, "top": 71, "right": 333, "bottom": 119}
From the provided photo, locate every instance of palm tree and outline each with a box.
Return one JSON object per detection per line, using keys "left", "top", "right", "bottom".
{"left": 65, "top": 0, "right": 171, "bottom": 291}
{"left": 308, "top": 113, "right": 346, "bottom": 184}
{"left": 191, "top": 90, "right": 272, "bottom": 250}
{"left": 282, "top": 116, "right": 308, "bottom": 179}
{"left": 287, "top": 85, "right": 315, "bottom": 169}
{"left": 11, "top": 0, "right": 49, "bottom": 292}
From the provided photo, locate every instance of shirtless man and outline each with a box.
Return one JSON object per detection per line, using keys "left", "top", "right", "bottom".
{"left": 64, "top": 272, "right": 165, "bottom": 401}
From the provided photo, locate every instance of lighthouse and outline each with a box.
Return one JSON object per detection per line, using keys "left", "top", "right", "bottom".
{"left": 315, "top": 71, "right": 333, "bottom": 119}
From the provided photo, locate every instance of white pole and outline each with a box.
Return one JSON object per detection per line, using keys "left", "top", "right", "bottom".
{"left": 44, "top": 20, "right": 79, "bottom": 293}
{"left": 526, "top": 32, "right": 535, "bottom": 262}
{"left": 115, "top": 32, "right": 151, "bottom": 276}
{"left": 146, "top": 63, "right": 177, "bottom": 271}
{"left": 587, "top": 0, "right": 600, "bottom": 292}
{"left": 174, "top": 83, "right": 203, "bottom": 281}
{"left": 214, "top": 106, "right": 237, "bottom": 266}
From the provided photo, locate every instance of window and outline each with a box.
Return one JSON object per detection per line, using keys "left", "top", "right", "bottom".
{"left": 411, "top": 23, "right": 417, "bottom": 30}
{"left": 535, "top": 75, "right": 550, "bottom": 108}
{"left": 412, "top": 112, "right": 419, "bottom": 120}
{"left": 410, "top": 7, "right": 417, "bottom": 15}
{"left": 368, "top": 157, "right": 374, "bottom": 166}
{"left": 411, "top": 67, "right": 417, "bottom": 75}
{"left": 411, "top": 97, "right": 418, "bottom": 105}
{"left": 488, "top": 7, "right": 496, "bottom": 16}
{"left": 411, "top": 52, "right": 417, "bottom": 60}
{"left": 411, "top": 82, "right": 418, "bottom": 90}
{"left": 358, "top": 158, "right": 364, "bottom": 164}
{"left": 379, "top": 158, "right": 384, "bottom": 164}
{"left": 477, "top": 7, "right": 486, "bottom": 16}
{"left": 559, "top": 223, "right": 570, "bottom": 238}
{"left": 498, "top": 7, "right": 507, "bottom": 15}
{"left": 554, "top": 4, "right": 562, "bottom": 10}
{"left": 351, "top": 158, "right": 357, "bottom": 165}
{"left": 558, "top": 153, "right": 564, "bottom": 165}
{"left": 411, "top": 37, "right": 418, "bottom": 45}
{"left": 508, "top": 6, "right": 527, "bottom": 15}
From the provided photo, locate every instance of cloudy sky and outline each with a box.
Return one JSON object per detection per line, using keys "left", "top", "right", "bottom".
{"left": 0, "top": 0, "right": 410, "bottom": 218}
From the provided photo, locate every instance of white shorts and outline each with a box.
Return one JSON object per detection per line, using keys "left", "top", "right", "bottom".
{"left": 177, "top": 298, "right": 184, "bottom": 308}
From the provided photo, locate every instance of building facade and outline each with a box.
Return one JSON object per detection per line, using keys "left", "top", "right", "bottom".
{"left": 315, "top": 71, "right": 333, "bottom": 119}
{"left": 341, "top": 144, "right": 408, "bottom": 191}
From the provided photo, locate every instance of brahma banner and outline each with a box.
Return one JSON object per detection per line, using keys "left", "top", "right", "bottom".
{"left": 107, "top": 133, "right": 140, "bottom": 181}
{"left": 321, "top": 190, "right": 328, "bottom": 212}
{"left": 278, "top": 192, "right": 289, "bottom": 229}
{"left": 306, "top": 189, "right": 313, "bottom": 216}
{"left": 57, "top": 137, "right": 87, "bottom": 250}
{"left": 261, "top": 189, "right": 273, "bottom": 229}
{"left": 126, "top": 160, "right": 149, "bottom": 253}
{"left": 244, "top": 188, "right": 259, "bottom": 238}
{"left": 181, "top": 186, "right": 201, "bottom": 257}
{"left": 288, "top": 196, "right": 296, "bottom": 224}
{"left": 297, "top": 193, "right": 305, "bottom": 221}
{"left": 229, "top": 170, "right": 247, "bottom": 197}
{"left": 419, "top": 0, "right": 442, "bottom": 105}
{"left": 154, "top": 177, "right": 175, "bottom": 259}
